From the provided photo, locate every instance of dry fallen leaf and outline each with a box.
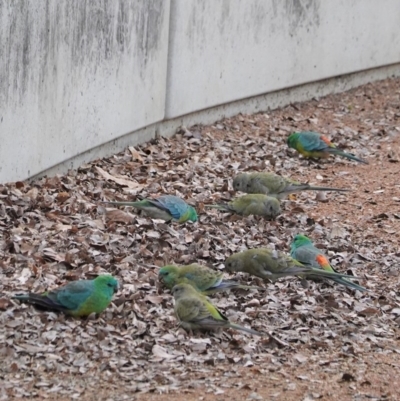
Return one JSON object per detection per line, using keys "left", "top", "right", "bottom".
{"left": 95, "top": 166, "right": 143, "bottom": 189}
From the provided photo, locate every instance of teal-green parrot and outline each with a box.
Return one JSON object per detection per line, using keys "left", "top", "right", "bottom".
{"left": 103, "top": 195, "right": 198, "bottom": 223}
{"left": 172, "top": 283, "right": 263, "bottom": 336}
{"left": 290, "top": 234, "right": 367, "bottom": 291}
{"left": 287, "top": 131, "right": 368, "bottom": 164}
{"left": 159, "top": 264, "right": 264, "bottom": 294}
{"left": 12, "top": 275, "right": 119, "bottom": 317}
{"left": 205, "top": 194, "right": 281, "bottom": 219}
{"left": 233, "top": 172, "right": 350, "bottom": 199}
{"left": 225, "top": 248, "right": 359, "bottom": 283}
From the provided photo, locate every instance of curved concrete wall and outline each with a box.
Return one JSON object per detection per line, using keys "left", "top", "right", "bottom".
{"left": 1, "top": 0, "right": 400, "bottom": 183}
{"left": 0, "top": 0, "right": 169, "bottom": 182}
{"left": 166, "top": 0, "right": 400, "bottom": 118}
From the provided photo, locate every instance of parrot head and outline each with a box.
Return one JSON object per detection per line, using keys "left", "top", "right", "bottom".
{"left": 94, "top": 275, "right": 119, "bottom": 295}
{"left": 287, "top": 133, "right": 300, "bottom": 149}
{"left": 291, "top": 234, "right": 313, "bottom": 251}
{"left": 224, "top": 253, "right": 244, "bottom": 273}
{"left": 178, "top": 206, "right": 198, "bottom": 223}
{"left": 158, "top": 265, "right": 179, "bottom": 288}
{"left": 187, "top": 206, "right": 199, "bottom": 222}
{"left": 171, "top": 283, "right": 198, "bottom": 299}
{"left": 232, "top": 174, "right": 250, "bottom": 192}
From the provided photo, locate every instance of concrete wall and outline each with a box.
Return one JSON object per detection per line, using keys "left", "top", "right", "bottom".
{"left": 1, "top": 0, "right": 400, "bottom": 183}
{"left": 0, "top": 0, "right": 170, "bottom": 182}
{"left": 166, "top": 0, "right": 400, "bottom": 118}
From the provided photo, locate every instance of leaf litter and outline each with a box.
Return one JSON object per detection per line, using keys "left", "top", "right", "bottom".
{"left": 1, "top": 77, "right": 400, "bottom": 400}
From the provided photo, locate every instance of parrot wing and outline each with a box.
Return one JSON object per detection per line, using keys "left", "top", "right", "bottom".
{"left": 261, "top": 175, "right": 288, "bottom": 194}
{"left": 180, "top": 265, "right": 223, "bottom": 291}
{"left": 151, "top": 195, "right": 188, "bottom": 220}
{"left": 175, "top": 297, "right": 204, "bottom": 322}
{"left": 291, "top": 245, "right": 325, "bottom": 269}
{"left": 177, "top": 296, "right": 229, "bottom": 328}
{"left": 301, "top": 133, "right": 329, "bottom": 151}
{"left": 51, "top": 281, "right": 94, "bottom": 311}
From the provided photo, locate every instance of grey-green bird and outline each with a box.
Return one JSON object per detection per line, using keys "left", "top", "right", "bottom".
{"left": 233, "top": 172, "right": 350, "bottom": 199}
{"left": 172, "top": 283, "right": 263, "bottom": 336}
{"left": 225, "top": 248, "right": 358, "bottom": 283}
{"left": 205, "top": 194, "right": 281, "bottom": 219}
{"left": 102, "top": 194, "right": 198, "bottom": 223}
{"left": 159, "top": 264, "right": 264, "bottom": 294}
{"left": 290, "top": 234, "right": 367, "bottom": 291}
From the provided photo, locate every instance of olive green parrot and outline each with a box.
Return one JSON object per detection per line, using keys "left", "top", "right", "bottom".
{"left": 159, "top": 264, "right": 264, "bottom": 294}
{"left": 172, "top": 283, "right": 263, "bottom": 336}
{"left": 225, "top": 248, "right": 359, "bottom": 283}
{"left": 205, "top": 194, "right": 281, "bottom": 219}
{"left": 233, "top": 172, "right": 350, "bottom": 199}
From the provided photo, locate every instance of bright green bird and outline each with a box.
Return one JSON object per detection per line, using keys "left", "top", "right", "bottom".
{"left": 225, "top": 248, "right": 358, "bottom": 283}
{"left": 287, "top": 131, "right": 368, "bottom": 164}
{"left": 205, "top": 194, "right": 281, "bottom": 219}
{"left": 172, "top": 283, "right": 263, "bottom": 336}
{"left": 103, "top": 194, "right": 198, "bottom": 223}
{"left": 12, "top": 275, "right": 119, "bottom": 317}
{"left": 159, "top": 264, "right": 264, "bottom": 294}
{"left": 290, "top": 234, "right": 367, "bottom": 291}
{"left": 233, "top": 172, "right": 350, "bottom": 199}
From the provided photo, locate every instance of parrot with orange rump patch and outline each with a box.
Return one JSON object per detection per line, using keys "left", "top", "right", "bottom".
{"left": 290, "top": 234, "right": 367, "bottom": 291}
{"left": 287, "top": 131, "right": 368, "bottom": 164}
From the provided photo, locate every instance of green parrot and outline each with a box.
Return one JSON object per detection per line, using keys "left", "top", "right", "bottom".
{"left": 172, "top": 283, "right": 263, "bottom": 336}
{"left": 233, "top": 172, "right": 350, "bottom": 199}
{"left": 159, "top": 264, "right": 264, "bottom": 294}
{"left": 102, "top": 194, "right": 198, "bottom": 223}
{"left": 205, "top": 194, "right": 281, "bottom": 219}
{"left": 224, "top": 248, "right": 359, "bottom": 283}
{"left": 290, "top": 234, "right": 367, "bottom": 291}
{"left": 12, "top": 275, "right": 119, "bottom": 317}
{"left": 287, "top": 131, "right": 368, "bottom": 164}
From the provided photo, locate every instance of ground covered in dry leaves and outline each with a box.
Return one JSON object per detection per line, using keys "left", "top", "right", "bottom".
{"left": 1, "top": 77, "right": 400, "bottom": 401}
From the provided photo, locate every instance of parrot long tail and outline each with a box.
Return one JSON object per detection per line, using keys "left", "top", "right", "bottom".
{"left": 304, "top": 186, "right": 350, "bottom": 193}
{"left": 327, "top": 149, "right": 368, "bottom": 164}
{"left": 101, "top": 201, "right": 141, "bottom": 207}
{"left": 304, "top": 268, "right": 359, "bottom": 280}
{"left": 228, "top": 323, "right": 264, "bottom": 336}
{"left": 206, "top": 281, "right": 265, "bottom": 294}
{"left": 329, "top": 277, "right": 367, "bottom": 292}
{"left": 12, "top": 293, "right": 68, "bottom": 312}
{"left": 205, "top": 204, "right": 232, "bottom": 212}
